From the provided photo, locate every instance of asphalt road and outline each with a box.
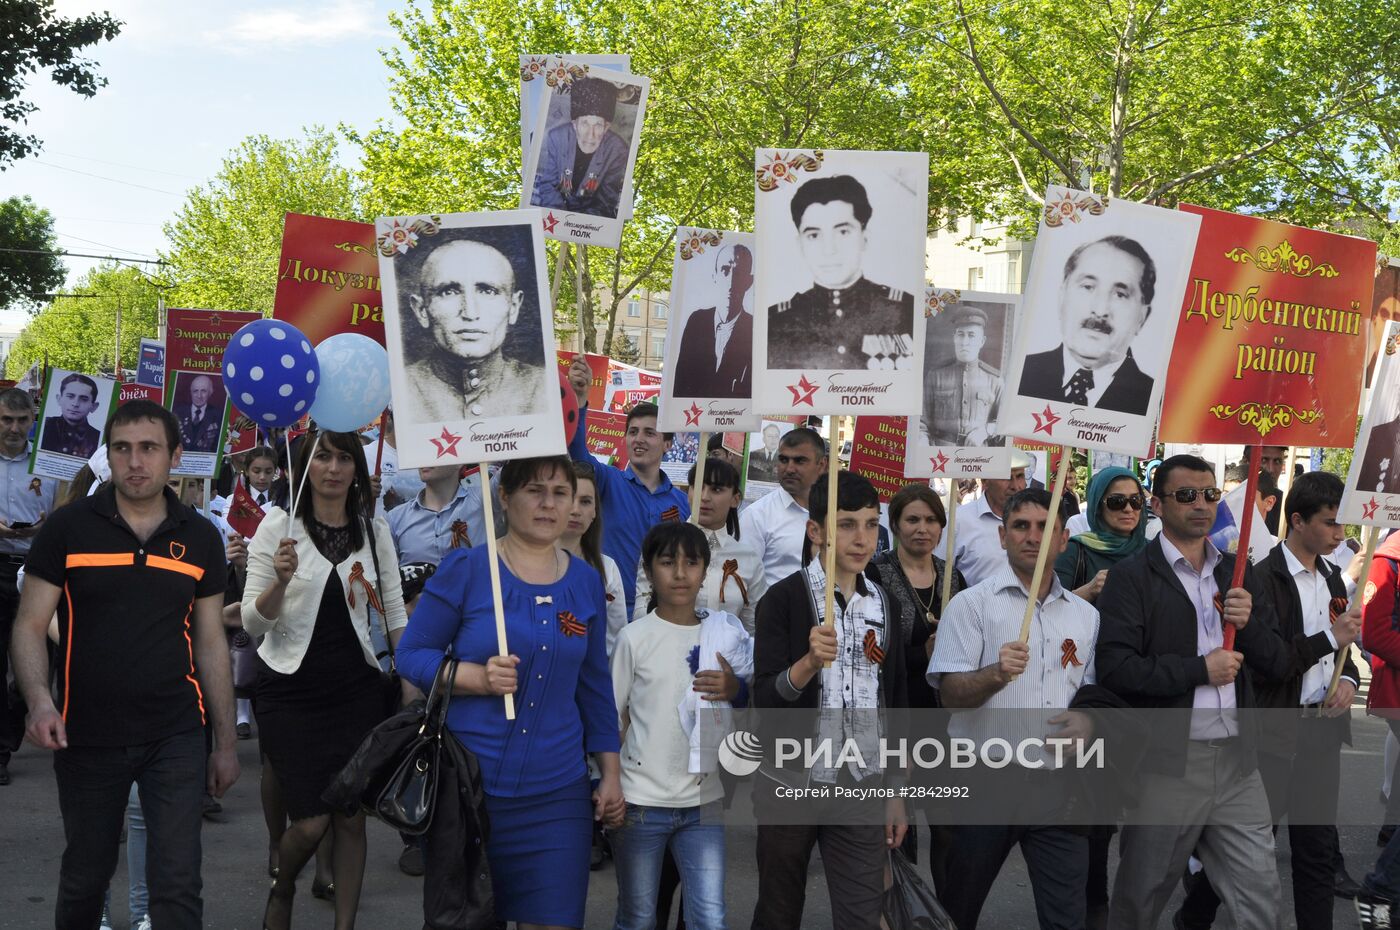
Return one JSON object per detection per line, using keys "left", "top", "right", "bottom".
{"left": 1, "top": 715, "right": 1392, "bottom": 930}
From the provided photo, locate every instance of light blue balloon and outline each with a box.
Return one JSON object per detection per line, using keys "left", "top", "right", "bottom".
{"left": 308, "top": 334, "right": 392, "bottom": 432}
{"left": 221, "top": 319, "right": 320, "bottom": 428}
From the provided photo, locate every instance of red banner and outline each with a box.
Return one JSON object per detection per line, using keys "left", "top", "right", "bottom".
{"left": 585, "top": 409, "right": 630, "bottom": 467}
{"left": 272, "top": 212, "right": 384, "bottom": 347}
{"left": 849, "top": 416, "right": 910, "bottom": 503}
{"left": 556, "top": 350, "right": 610, "bottom": 409}
{"left": 1160, "top": 206, "right": 1377, "bottom": 446}
{"left": 118, "top": 382, "right": 160, "bottom": 406}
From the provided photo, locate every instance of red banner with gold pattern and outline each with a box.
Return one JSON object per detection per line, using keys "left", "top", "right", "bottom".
{"left": 1159, "top": 206, "right": 1377, "bottom": 446}
{"left": 850, "top": 416, "right": 910, "bottom": 503}
{"left": 272, "top": 212, "right": 384, "bottom": 347}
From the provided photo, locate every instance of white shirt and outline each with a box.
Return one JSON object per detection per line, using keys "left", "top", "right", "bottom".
{"left": 611, "top": 612, "right": 721, "bottom": 808}
{"left": 1060, "top": 347, "right": 1130, "bottom": 408}
{"left": 632, "top": 527, "right": 768, "bottom": 634}
{"left": 951, "top": 495, "right": 1009, "bottom": 587}
{"left": 713, "top": 310, "right": 742, "bottom": 370}
{"left": 1282, "top": 544, "right": 1346, "bottom": 704}
{"left": 929, "top": 564, "right": 1098, "bottom": 767}
{"left": 1158, "top": 533, "right": 1236, "bottom": 739}
{"left": 602, "top": 555, "right": 629, "bottom": 656}
{"left": 740, "top": 487, "right": 810, "bottom": 587}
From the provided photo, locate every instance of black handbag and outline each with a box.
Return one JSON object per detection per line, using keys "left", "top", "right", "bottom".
{"left": 323, "top": 654, "right": 458, "bottom": 835}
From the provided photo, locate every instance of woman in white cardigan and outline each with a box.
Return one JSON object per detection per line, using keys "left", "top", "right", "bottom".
{"left": 633, "top": 457, "right": 767, "bottom": 634}
{"left": 242, "top": 430, "right": 408, "bottom": 930}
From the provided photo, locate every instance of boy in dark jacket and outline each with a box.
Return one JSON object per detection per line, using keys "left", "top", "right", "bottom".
{"left": 751, "top": 470, "right": 908, "bottom": 930}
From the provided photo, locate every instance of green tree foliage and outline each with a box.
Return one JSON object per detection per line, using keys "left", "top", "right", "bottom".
{"left": 6, "top": 263, "right": 161, "bottom": 378}
{"left": 0, "top": 0, "right": 121, "bottom": 167}
{"left": 162, "top": 129, "right": 362, "bottom": 315}
{"left": 0, "top": 195, "right": 64, "bottom": 310}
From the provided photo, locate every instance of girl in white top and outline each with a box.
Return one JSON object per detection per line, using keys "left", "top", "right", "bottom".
{"left": 611, "top": 522, "right": 752, "bottom": 930}
{"left": 633, "top": 457, "right": 767, "bottom": 634}
{"left": 562, "top": 461, "right": 629, "bottom": 654}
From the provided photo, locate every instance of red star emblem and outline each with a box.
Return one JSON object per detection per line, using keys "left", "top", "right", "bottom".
{"left": 542, "top": 212, "right": 559, "bottom": 234}
{"left": 1031, "top": 404, "right": 1061, "bottom": 436}
{"left": 683, "top": 402, "right": 703, "bottom": 426}
{"left": 1363, "top": 496, "right": 1381, "bottom": 521}
{"left": 787, "top": 374, "right": 819, "bottom": 407}
{"left": 929, "top": 451, "right": 950, "bottom": 473}
{"left": 209, "top": 313, "right": 222, "bottom": 326}
{"left": 430, "top": 426, "right": 463, "bottom": 459}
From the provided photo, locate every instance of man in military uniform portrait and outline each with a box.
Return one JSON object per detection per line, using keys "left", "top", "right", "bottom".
{"left": 398, "top": 229, "right": 548, "bottom": 423}
{"left": 174, "top": 374, "right": 223, "bottom": 453}
{"left": 1017, "top": 234, "right": 1157, "bottom": 415}
{"left": 38, "top": 373, "right": 101, "bottom": 460}
{"left": 747, "top": 423, "right": 783, "bottom": 484}
{"left": 766, "top": 174, "right": 915, "bottom": 370}
{"left": 919, "top": 305, "right": 1004, "bottom": 446}
{"left": 530, "top": 76, "right": 629, "bottom": 220}
{"left": 673, "top": 242, "right": 754, "bottom": 399}
{"left": 1358, "top": 413, "right": 1400, "bottom": 494}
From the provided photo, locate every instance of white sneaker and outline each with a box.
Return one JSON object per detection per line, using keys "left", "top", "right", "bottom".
{"left": 1358, "top": 894, "right": 1395, "bottom": 929}
{"left": 98, "top": 904, "right": 114, "bottom": 930}
{"left": 133, "top": 916, "right": 152, "bottom": 930}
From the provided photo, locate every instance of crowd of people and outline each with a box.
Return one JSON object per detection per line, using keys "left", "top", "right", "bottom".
{"left": 3, "top": 362, "right": 1400, "bottom": 930}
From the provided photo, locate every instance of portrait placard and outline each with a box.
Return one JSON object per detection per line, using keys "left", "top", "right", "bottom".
{"left": 376, "top": 210, "right": 565, "bottom": 468}
{"left": 521, "top": 58, "right": 649, "bottom": 248}
{"left": 998, "top": 186, "right": 1202, "bottom": 456}
{"left": 1159, "top": 204, "right": 1377, "bottom": 446}
{"left": 752, "top": 149, "right": 927, "bottom": 416}
{"left": 31, "top": 367, "right": 117, "bottom": 481}
{"left": 745, "top": 416, "right": 805, "bottom": 499}
{"left": 657, "top": 228, "right": 760, "bottom": 433}
{"left": 520, "top": 54, "right": 630, "bottom": 175}
{"left": 1340, "top": 321, "right": 1400, "bottom": 526}
{"left": 905, "top": 287, "right": 1019, "bottom": 479}
{"left": 164, "top": 308, "right": 262, "bottom": 479}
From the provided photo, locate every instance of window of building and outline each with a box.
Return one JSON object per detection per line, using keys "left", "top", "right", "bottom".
{"left": 968, "top": 267, "right": 984, "bottom": 289}
{"left": 1006, "top": 254, "right": 1020, "bottom": 292}
{"left": 970, "top": 219, "right": 983, "bottom": 237}
{"left": 652, "top": 336, "right": 666, "bottom": 360}
{"left": 654, "top": 302, "right": 668, "bottom": 320}
{"left": 628, "top": 299, "right": 640, "bottom": 318}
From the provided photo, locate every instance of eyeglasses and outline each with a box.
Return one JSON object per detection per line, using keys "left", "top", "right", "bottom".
{"left": 1103, "top": 493, "right": 1145, "bottom": 512}
{"left": 1162, "top": 487, "right": 1223, "bottom": 504}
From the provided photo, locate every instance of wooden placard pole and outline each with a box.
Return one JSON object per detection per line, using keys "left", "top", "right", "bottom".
{"left": 689, "top": 433, "right": 710, "bottom": 525}
{"left": 574, "top": 244, "right": 587, "bottom": 356}
{"left": 550, "top": 242, "right": 569, "bottom": 311}
{"left": 821, "top": 417, "right": 842, "bottom": 667}
{"left": 1323, "top": 525, "right": 1380, "bottom": 705}
{"left": 1018, "top": 451, "right": 1071, "bottom": 643}
{"left": 1277, "top": 447, "right": 1297, "bottom": 541}
{"left": 477, "top": 477, "right": 516, "bottom": 720}
{"left": 373, "top": 410, "right": 388, "bottom": 475}
{"left": 940, "top": 481, "right": 959, "bottom": 615}
{"left": 1224, "top": 445, "right": 1264, "bottom": 651}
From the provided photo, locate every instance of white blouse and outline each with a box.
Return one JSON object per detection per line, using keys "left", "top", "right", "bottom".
{"left": 241, "top": 507, "right": 409, "bottom": 674}
{"left": 632, "top": 527, "right": 768, "bottom": 634}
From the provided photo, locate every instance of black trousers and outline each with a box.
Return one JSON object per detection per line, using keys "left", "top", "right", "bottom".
{"left": 751, "top": 777, "right": 887, "bottom": 930}
{"left": 53, "top": 728, "right": 206, "bottom": 930}
{"left": 0, "top": 560, "right": 23, "bottom": 765}
{"left": 1179, "top": 714, "right": 1346, "bottom": 930}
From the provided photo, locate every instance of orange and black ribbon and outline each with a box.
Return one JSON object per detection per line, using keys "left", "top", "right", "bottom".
{"left": 1213, "top": 592, "right": 1226, "bottom": 630}
{"left": 660, "top": 506, "right": 682, "bottom": 523}
{"left": 27, "top": 477, "right": 41, "bottom": 496}
{"left": 1061, "top": 638, "right": 1083, "bottom": 668}
{"left": 449, "top": 519, "right": 472, "bottom": 549}
{"left": 1328, "top": 596, "right": 1349, "bottom": 625}
{"left": 863, "top": 629, "right": 885, "bottom": 665}
{"left": 346, "top": 561, "right": 384, "bottom": 613}
{"left": 558, "top": 611, "right": 586, "bottom": 637}
{"left": 719, "top": 558, "right": 750, "bottom": 605}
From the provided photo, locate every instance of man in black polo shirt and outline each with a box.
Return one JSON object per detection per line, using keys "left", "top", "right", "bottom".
{"left": 11, "top": 399, "right": 237, "bottom": 930}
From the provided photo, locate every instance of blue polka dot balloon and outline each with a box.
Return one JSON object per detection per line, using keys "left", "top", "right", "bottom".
{"left": 221, "top": 319, "right": 320, "bottom": 428}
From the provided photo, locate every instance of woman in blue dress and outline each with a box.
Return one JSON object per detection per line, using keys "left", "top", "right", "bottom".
{"left": 397, "top": 455, "right": 623, "bottom": 930}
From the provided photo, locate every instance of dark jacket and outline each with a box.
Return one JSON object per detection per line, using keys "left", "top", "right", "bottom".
{"left": 672, "top": 307, "right": 752, "bottom": 399}
{"left": 864, "top": 551, "right": 966, "bottom": 710}
{"left": 752, "top": 566, "right": 909, "bottom": 786}
{"left": 1017, "top": 346, "right": 1154, "bottom": 416}
{"left": 1094, "top": 536, "right": 1291, "bottom": 776}
{"left": 1358, "top": 416, "right": 1400, "bottom": 496}
{"left": 1254, "top": 541, "right": 1356, "bottom": 756}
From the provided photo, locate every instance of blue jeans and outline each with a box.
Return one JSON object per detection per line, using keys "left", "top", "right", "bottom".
{"left": 53, "top": 728, "right": 205, "bottom": 930}
{"left": 612, "top": 802, "right": 727, "bottom": 930}
{"left": 1366, "top": 828, "right": 1400, "bottom": 900}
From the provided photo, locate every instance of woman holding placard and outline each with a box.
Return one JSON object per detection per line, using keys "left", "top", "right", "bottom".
{"left": 396, "top": 455, "right": 624, "bottom": 930}
{"left": 242, "top": 430, "right": 409, "bottom": 930}
{"left": 1053, "top": 466, "right": 1148, "bottom": 603}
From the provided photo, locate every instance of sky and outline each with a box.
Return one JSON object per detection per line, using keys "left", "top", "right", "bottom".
{"left": 0, "top": 0, "right": 403, "bottom": 329}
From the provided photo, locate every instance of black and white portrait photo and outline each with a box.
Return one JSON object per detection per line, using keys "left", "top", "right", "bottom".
{"left": 752, "top": 149, "right": 928, "bottom": 416}
{"left": 1342, "top": 321, "right": 1400, "bottom": 522}
{"left": 999, "top": 186, "right": 1202, "bottom": 456}
{"left": 170, "top": 371, "right": 228, "bottom": 454}
{"left": 32, "top": 368, "right": 116, "bottom": 481}
{"left": 519, "top": 54, "right": 630, "bottom": 176}
{"left": 522, "top": 59, "right": 649, "bottom": 248}
{"left": 657, "top": 230, "right": 760, "bottom": 432}
{"left": 377, "top": 210, "right": 565, "bottom": 467}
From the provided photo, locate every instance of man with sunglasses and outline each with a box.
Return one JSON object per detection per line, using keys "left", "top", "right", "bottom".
{"left": 1095, "top": 454, "right": 1290, "bottom": 930}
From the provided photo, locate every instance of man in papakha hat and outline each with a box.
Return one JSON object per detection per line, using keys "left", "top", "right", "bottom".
{"left": 532, "top": 76, "right": 630, "bottom": 219}
{"left": 920, "top": 303, "right": 1005, "bottom": 446}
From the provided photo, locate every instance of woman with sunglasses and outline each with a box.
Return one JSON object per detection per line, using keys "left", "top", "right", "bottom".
{"left": 1054, "top": 466, "right": 1149, "bottom": 604}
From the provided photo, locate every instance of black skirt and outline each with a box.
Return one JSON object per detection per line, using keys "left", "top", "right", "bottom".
{"left": 255, "top": 570, "right": 383, "bottom": 820}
